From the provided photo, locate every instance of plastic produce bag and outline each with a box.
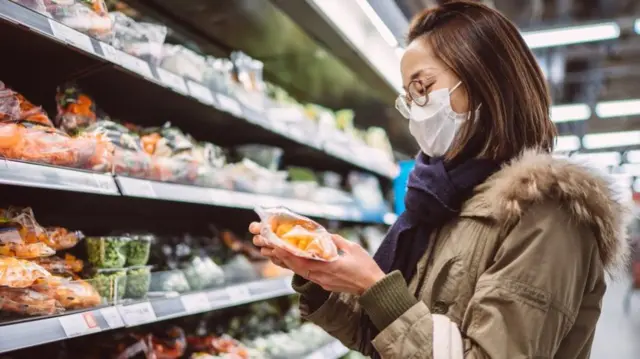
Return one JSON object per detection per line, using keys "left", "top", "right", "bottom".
{"left": 0, "top": 81, "right": 54, "bottom": 127}
{"left": 0, "top": 286, "right": 62, "bottom": 316}
{"left": 32, "top": 276, "right": 101, "bottom": 309}
{"left": 44, "top": 227, "right": 84, "bottom": 250}
{"left": 55, "top": 84, "right": 98, "bottom": 135}
{"left": 254, "top": 207, "right": 338, "bottom": 261}
{"left": 160, "top": 45, "right": 207, "bottom": 82}
{"left": 0, "top": 207, "right": 55, "bottom": 258}
{"left": 0, "top": 256, "right": 51, "bottom": 287}
{"left": 109, "top": 11, "right": 167, "bottom": 66}
{"left": 33, "top": 254, "right": 84, "bottom": 276}
{"left": 47, "top": 0, "right": 113, "bottom": 40}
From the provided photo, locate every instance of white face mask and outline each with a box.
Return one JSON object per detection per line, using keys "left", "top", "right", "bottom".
{"left": 408, "top": 81, "right": 470, "bottom": 157}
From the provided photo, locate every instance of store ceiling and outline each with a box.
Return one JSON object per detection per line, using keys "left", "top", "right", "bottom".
{"left": 125, "top": 0, "right": 640, "bottom": 156}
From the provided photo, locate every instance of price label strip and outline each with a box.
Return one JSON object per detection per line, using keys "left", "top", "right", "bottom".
{"left": 120, "top": 178, "right": 156, "bottom": 198}
{"left": 156, "top": 68, "right": 189, "bottom": 94}
{"left": 100, "top": 42, "right": 120, "bottom": 64}
{"left": 100, "top": 306, "right": 125, "bottom": 329}
{"left": 117, "top": 51, "right": 154, "bottom": 80}
{"left": 93, "top": 174, "right": 115, "bottom": 194}
{"left": 118, "top": 302, "right": 157, "bottom": 327}
{"left": 180, "top": 293, "right": 211, "bottom": 314}
{"left": 58, "top": 312, "right": 101, "bottom": 338}
{"left": 215, "top": 94, "right": 244, "bottom": 118}
{"left": 226, "top": 285, "right": 251, "bottom": 302}
{"left": 187, "top": 80, "right": 214, "bottom": 105}
{"left": 49, "top": 20, "right": 95, "bottom": 54}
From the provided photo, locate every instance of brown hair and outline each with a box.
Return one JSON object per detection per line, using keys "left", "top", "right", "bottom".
{"left": 407, "top": 1, "right": 557, "bottom": 162}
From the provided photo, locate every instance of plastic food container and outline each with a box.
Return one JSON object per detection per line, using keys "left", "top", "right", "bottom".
{"left": 125, "top": 265, "right": 152, "bottom": 299}
{"left": 126, "top": 234, "right": 153, "bottom": 266}
{"left": 180, "top": 256, "right": 224, "bottom": 291}
{"left": 149, "top": 270, "right": 191, "bottom": 293}
{"left": 85, "top": 236, "right": 129, "bottom": 268}
{"left": 87, "top": 268, "right": 127, "bottom": 303}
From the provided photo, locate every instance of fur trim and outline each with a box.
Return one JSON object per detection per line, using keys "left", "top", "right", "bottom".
{"left": 477, "top": 149, "right": 632, "bottom": 272}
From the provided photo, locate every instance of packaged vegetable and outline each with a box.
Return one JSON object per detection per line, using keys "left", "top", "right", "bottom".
{"left": 87, "top": 267, "right": 127, "bottom": 302}
{"left": 47, "top": 0, "right": 113, "bottom": 39}
{"left": 32, "top": 276, "right": 101, "bottom": 309}
{"left": 55, "top": 84, "right": 98, "bottom": 135}
{"left": 44, "top": 227, "right": 84, "bottom": 250}
{"left": 0, "top": 122, "right": 113, "bottom": 171}
{"left": 180, "top": 256, "right": 224, "bottom": 291}
{"left": 0, "top": 242, "right": 55, "bottom": 259}
{"left": 125, "top": 265, "right": 151, "bottom": 299}
{"left": 254, "top": 206, "right": 338, "bottom": 261}
{"left": 86, "top": 236, "right": 129, "bottom": 268}
{"left": 33, "top": 254, "right": 84, "bottom": 276}
{"left": 0, "top": 286, "right": 62, "bottom": 316}
{"left": 0, "top": 256, "right": 51, "bottom": 287}
{"left": 109, "top": 11, "right": 167, "bottom": 66}
{"left": 0, "top": 81, "right": 54, "bottom": 126}
{"left": 126, "top": 234, "right": 153, "bottom": 266}
{"left": 149, "top": 269, "right": 190, "bottom": 293}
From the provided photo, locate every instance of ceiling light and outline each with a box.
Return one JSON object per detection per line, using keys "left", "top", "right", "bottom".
{"left": 635, "top": 19, "right": 640, "bottom": 35}
{"left": 550, "top": 103, "right": 591, "bottom": 123}
{"left": 583, "top": 131, "right": 640, "bottom": 149}
{"left": 595, "top": 99, "right": 640, "bottom": 118}
{"left": 555, "top": 135, "right": 581, "bottom": 152}
{"left": 354, "top": 0, "right": 399, "bottom": 47}
{"left": 521, "top": 22, "right": 620, "bottom": 49}
{"left": 626, "top": 150, "right": 640, "bottom": 163}
{"left": 571, "top": 151, "right": 621, "bottom": 168}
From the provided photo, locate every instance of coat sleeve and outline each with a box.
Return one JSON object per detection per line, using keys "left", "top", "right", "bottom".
{"left": 292, "top": 275, "right": 377, "bottom": 354}
{"left": 364, "top": 202, "right": 601, "bottom": 359}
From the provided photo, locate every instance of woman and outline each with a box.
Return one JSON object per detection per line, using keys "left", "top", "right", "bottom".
{"left": 250, "top": 2, "right": 630, "bottom": 358}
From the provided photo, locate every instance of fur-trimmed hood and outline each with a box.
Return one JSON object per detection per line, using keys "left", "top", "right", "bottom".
{"left": 462, "top": 149, "right": 632, "bottom": 271}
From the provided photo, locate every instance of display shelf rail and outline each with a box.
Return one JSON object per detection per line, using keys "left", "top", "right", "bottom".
{"left": 0, "top": 276, "right": 295, "bottom": 354}
{"left": 0, "top": 157, "right": 392, "bottom": 224}
{"left": 304, "top": 340, "right": 350, "bottom": 359}
{"left": 0, "top": 0, "right": 397, "bottom": 181}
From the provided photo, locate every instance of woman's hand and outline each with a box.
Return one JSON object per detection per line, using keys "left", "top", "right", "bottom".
{"left": 249, "top": 222, "right": 289, "bottom": 269}
{"left": 273, "top": 235, "right": 386, "bottom": 295}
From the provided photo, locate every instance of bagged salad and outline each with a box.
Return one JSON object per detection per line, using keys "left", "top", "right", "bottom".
{"left": 254, "top": 207, "right": 338, "bottom": 261}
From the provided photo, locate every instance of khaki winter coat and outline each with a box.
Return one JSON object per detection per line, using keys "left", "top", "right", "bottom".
{"left": 295, "top": 151, "right": 631, "bottom": 359}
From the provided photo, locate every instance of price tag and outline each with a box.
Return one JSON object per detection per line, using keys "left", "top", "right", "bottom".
{"left": 215, "top": 93, "right": 243, "bottom": 117}
{"left": 58, "top": 312, "right": 100, "bottom": 338}
{"left": 180, "top": 293, "right": 211, "bottom": 313}
{"left": 117, "top": 51, "right": 154, "bottom": 79}
{"left": 49, "top": 20, "right": 95, "bottom": 54}
{"left": 123, "top": 179, "right": 156, "bottom": 198}
{"left": 100, "top": 307, "right": 124, "bottom": 329}
{"left": 93, "top": 174, "right": 114, "bottom": 193}
{"left": 100, "top": 42, "right": 120, "bottom": 64}
{"left": 118, "top": 302, "right": 156, "bottom": 327}
{"left": 187, "top": 80, "right": 214, "bottom": 105}
{"left": 226, "top": 285, "right": 251, "bottom": 302}
{"left": 156, "top": 68, "right": 188, "bottom": 94}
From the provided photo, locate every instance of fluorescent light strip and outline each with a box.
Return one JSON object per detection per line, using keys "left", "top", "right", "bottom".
{"left": 595, "top": 99, "right": 640, "bottom": 118}
{"left": 583, "top": 131, "right": 640, "bottom": 149}
{"left": 522, "top": 22, "right": 620, "bottom": 49}
{"left": 550, "top": 103, "right": 591, "bottom": 123}
{"left": 635, "top": 19, "right": 640, "bottom": 35}
{"left": 621, "top": 163, "right": 640, "bottom": 177}
{"left": 354, "top": 0, "right": 399, "bottom": 47}
{"left": 555, "top": 135, "right": 581, "bottom": 152}
{"left": 626, "top": 150, "right": 640, "bottom": 163}
{"left": 571, "top": 151, "right": 621, "bottom": 168}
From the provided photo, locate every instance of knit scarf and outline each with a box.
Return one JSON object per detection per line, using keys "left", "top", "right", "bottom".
{"left": 362, "top": 152, "right": 501, "bottom": 357}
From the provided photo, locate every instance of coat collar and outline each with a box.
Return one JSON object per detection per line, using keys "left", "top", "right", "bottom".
{"left": 460, "top": 149, "right": 632, "bottom": 272}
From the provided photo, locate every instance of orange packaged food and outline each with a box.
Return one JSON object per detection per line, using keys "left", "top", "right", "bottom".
{"left": 0, "top": 286, "right": 62, "bottom": 316}
{"left": 32, "top": 276, "right": 101, "bottom": 309}
{"left": 33, "top": 254, "right": 84, "bottom": 276}
{"left": 0, "top": 256, "right": 51, "bottom": 288}
{"left": 0, "top": 81, "right": 54, "bottom": 127}
{"left": 44, "top": 227, "right": 84, "bottom": 250}
{"left": 255, "top": 206, "right": 338, "bottom": 261}
{"left": 0, "top": 207, "right": 56, "bottom": 259}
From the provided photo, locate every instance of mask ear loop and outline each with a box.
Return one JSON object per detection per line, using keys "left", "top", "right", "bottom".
{"left": 448, "top": 81, "right": 463, "bottom": 94}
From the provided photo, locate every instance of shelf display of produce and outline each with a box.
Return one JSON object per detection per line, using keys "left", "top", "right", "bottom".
{"left": 0, "top": 0, "right": 398, "bottom": 180}
{"left": 0, "top": 1, "right": 400, "bottom": 358}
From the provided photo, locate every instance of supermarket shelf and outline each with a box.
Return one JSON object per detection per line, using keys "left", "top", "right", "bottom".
{"left": 115, "top": 176, "right": 389, "bottom": 223}
{"left": 0, "top": 0, "right": 397, "bottom": 181}
{"left": 305, "top": 340, "right": 350, "bottom": 359}
{"left": 0, "top": 276, "right": 294, "bottom": 354}
{"left": 0, "top": 160, "right": 119, "bottom": 196}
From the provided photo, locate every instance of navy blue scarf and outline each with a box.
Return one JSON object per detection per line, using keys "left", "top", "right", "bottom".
{"left": 363, "top": 153, "right": 501, "bottom": 356}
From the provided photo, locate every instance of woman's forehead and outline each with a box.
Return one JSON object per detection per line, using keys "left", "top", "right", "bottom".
{"left": 401, "top": 41, "right": 440, "bottom": 86}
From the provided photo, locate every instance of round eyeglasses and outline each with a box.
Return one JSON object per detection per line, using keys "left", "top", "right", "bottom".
{"left": 395, "top": 79, "right": 429, "bottom": 119}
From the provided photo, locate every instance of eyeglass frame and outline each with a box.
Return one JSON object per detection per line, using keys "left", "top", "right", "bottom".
{"left": 395, "top": 68, "right": 452, "bottom": 119}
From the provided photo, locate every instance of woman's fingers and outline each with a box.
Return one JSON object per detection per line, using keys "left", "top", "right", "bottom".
{"left": 331, "top": 234, "right": 353, "bottom": 252}
{"left": 253, "top": 235, "right": 269, "bottom": 247}
{"left": 248, "top": 222, "right": 262, "bottom": 235}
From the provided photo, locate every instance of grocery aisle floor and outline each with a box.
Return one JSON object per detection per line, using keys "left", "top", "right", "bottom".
{"left": 591, "top": 276, "right": 640, "bottom": 358}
